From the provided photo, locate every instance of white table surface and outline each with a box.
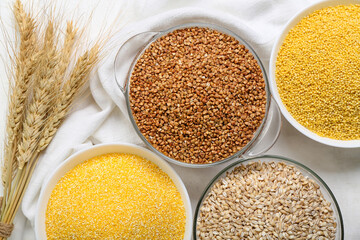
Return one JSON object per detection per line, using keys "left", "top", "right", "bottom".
{"left": 0, "top": 0, "right": 359, "bottom": 239}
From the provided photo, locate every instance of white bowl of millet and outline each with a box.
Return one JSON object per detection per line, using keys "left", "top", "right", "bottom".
{"left": 269, "top": 0, "right": 360, "bottom": 148}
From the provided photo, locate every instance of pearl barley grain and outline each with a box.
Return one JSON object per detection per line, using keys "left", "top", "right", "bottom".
{"left": 130, "top": 27, "right": 267, "bottom": 164}
{"left": 45, "top": 153, "right": 186, "bottom": 240}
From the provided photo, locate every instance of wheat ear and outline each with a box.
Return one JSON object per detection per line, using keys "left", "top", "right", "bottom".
{"left": 49, "top": 21, "right": 78, "bottom": 98}
{"left": 2, "top": 0, "right": 38, "bottom": 186}
{"left": 38, "top": 45, "right": 100, "bottom": 151}
{"left": 16, "top": 21, "right": 58, "bottom": 169}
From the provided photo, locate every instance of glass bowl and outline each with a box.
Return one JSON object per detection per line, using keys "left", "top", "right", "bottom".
{"left": 269, "top": 0, "right": 360, "bottom": 148}
{"left": 114, "top": 22, "right": 282, "bottom": 168}
{"left": 35, "top": 143, "right": 192, "bottom": 240}
{"left": 193, "top": 155, "right": 344, "bottom": 239}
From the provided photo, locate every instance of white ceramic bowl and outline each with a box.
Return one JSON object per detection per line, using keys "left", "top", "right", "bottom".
{"left": 269, "top": 0, "right": 360, "bottom": 148}
{"left": 35, "top": 143, "right": 193, "bottom": 240}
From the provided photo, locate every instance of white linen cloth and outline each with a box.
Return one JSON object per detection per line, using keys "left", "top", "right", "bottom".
{"left": 6, "top": 0, "right": 331, "bottom": 239}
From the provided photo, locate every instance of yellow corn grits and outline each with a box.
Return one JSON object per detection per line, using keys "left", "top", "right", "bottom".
{"left": 276, "top": 4, "right": 360, "bottom": 140}
{"left": 45, "top": 153, "right": 186, "bottom": 239}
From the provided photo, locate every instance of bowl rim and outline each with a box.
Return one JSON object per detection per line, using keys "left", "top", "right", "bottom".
{"left": 117, "top": 22, "right": 276, "bottom": 167}
{"left": 35, "top": 142, "right": 192, "bottom": 240}
{"left": 269, "top": 0, "right": 360, "bottom": 148}
{"left": 193, "top": 154, "right": 344, "bottom": 239}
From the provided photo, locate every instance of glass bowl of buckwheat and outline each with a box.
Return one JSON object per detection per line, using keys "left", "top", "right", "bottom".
{"left": 114, "top": 23, "right": 282, "bottom": 168}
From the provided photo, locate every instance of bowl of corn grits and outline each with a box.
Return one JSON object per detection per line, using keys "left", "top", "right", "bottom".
{"left": 269, "top": 0, "right": 360, "bottom": 148}
{"left": 35, "top": 143, "right": 192, "bottom": 240}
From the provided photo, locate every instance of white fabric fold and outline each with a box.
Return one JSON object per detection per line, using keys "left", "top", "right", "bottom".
{"left": 10, "top": 1, "right": 319, "bottom": 239}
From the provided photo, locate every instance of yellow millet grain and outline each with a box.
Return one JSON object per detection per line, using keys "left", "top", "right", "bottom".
{"left": 45, "top": 153, "right": 186, "bottom": 240}
{"left": 276, "top": 4, "right": 360, "bottom": 140}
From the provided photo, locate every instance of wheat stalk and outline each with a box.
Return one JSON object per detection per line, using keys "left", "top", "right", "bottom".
{"left": 0, "top": 44, "right": 100, "bottom": 238}
{"left": 1, "top": 20, "right": 59, "bottom": 227}
{"left": 0, "top": 0, "right": 107, "bottom": 238}
{"left": 1, "top": 0, "right": 39, "bottom": 221}
{"left": 2, "top": 0, "right": 38, "bottom": 186}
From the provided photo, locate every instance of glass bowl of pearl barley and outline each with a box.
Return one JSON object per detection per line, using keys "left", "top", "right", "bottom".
{"left": 194, "top": 155, "right": 343, "bottom": 240}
